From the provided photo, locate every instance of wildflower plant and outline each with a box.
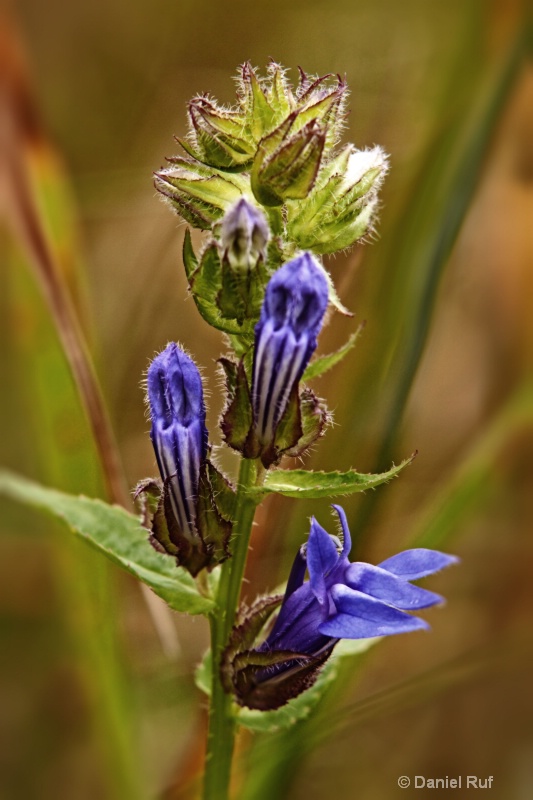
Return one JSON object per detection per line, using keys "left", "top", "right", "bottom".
{"left": 149, "top": 63, "right": 456, "bottom": 796}
{"left": 1, "top": 62, "right": 458, "bottom": 800}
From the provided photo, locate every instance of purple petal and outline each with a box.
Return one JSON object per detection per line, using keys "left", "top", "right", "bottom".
{"left": 147, "top": 343, "right": 208, "bottom": 538}
{"left": 318, "top": 585, "right": 429, "bottom": 639}
{"left": 307, "top": 518, "right": 340, "bottom": 605}
{"left": 262, "top": 253, "right": 329, "bottom": 337}
{"left": 331, "top": 504, "right": 352, "bottom": 557}
{"left": 345, "top": 563, "right": 443, "bottom": 609}
{"left": 378, "top": 549, "right": 459, "bottom": 580}
{"left": 283, "top": 546, "right": 308, "bottom": 599}
{"left": 147, "top": 343, "right": 206, "bottom": 431}
{"left": 251, "top": 253, "right": 329, "bottom": 446}
{"left": 262, "top": 584, "right": 331, "bottom": 654}
{"left": 252, "top": 323, "right": 310, "bottom": 441}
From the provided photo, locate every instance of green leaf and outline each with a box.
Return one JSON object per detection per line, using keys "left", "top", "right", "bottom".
{"left": 303, "top": 326, "right": 364, "bottom": 381}
{"left": 190, "top": 245, "right": 244, "bottom": 334}
{"left": 182, "top": 228, "right": 198, "bottom": 281}
{"left": 314, "top": 261, "right": 353, "bottom": 317}
{"left": 206, "top": 460, "right": 236, "bottom": 522}
{"left": 218, "top": 260, "right": 247, "bottom": 324}
{"left": 247, "top": 66, "right": 277, "bottom": 139}
{"left": 0, "top": 470, "right": 214, "bottom": 615}
{"left": 219, "top": 357, "right": 253, "bottom": 451}
{"left": 249, "top": 456, "right": 415, "bottom": 499}
{"left": 283, "top": 389, "right": 330, "bottom": 459}
{"left": 267, "top": 65, "right": 291, "bottom": 121}
{"left": 196, "top": 466, "right": 232, "bottom": 566}
{"left": 237, "top": 637, "right": 378, "bottom": 733}
{"left": 272, "top": 383, "right": 303, "bottom": 453}
{"left": 195, "top": 649, "right": 213, "bottom": 696}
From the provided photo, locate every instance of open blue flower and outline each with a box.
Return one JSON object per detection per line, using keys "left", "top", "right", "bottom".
{"left": 260, "top": 505, "right": 458, "bottom": 660}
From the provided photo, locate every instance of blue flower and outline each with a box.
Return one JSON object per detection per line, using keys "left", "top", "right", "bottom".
{"left": 252, "top": 252, "right": 329, "bottom": 448}
{"left": 260, "top": 505, "right": 458, "bottom": 660}
{"left": 147, "top": 343, "right": 208, "bottom": 540}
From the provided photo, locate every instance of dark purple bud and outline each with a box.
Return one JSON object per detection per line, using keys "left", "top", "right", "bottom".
{"left": 147, "top": 343, "right": 208, "bottom": 541}
{"left": 252, "top": 252, "right": 328, "bottom": 447}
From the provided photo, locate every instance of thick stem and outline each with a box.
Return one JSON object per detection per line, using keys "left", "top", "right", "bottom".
{"left": 203, "top": 458, "right": 261, "bottom": 800}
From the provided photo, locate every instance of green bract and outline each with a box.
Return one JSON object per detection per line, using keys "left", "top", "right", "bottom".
{"left": 155, "top": 62, "right": 387, "bottom": 269}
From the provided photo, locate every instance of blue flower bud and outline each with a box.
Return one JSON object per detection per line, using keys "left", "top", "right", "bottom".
{"left": 147, "top": 343, "right": 208, "bottom": 541}
{"left": 220, "top": 198, "right": 270, "bottom": 273}
{"left": 252, "top": 253, "right": 328, "bottom": 448}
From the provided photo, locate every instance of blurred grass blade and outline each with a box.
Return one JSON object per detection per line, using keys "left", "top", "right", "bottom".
{"left": 410, "top": 380, "right": 533, "bottom": 549}
{"left": 0, "top": 13, "right": 180, "bottom": 653}
{"left": 0, "top": 12, "right": 128, "bottom": 508}
{"left": 353, "top": 23, "right": 528, "bottom": 543}
{"left": 239, "top": 19, "right": 529, "bottom": 800}
{"left": 313, "top": 635, "right": 533, "bottom": 744}
{"left": 1, "top": 17, "right": 148, "bottom": 798}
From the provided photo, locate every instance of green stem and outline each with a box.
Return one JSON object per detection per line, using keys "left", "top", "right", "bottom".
{"left": 203, "top": 457, "right": 262, "bottom": 800}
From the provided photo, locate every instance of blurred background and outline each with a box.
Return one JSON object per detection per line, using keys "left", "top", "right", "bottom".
{"left": 1, "top": 0, "right": 532, "bottom": 798}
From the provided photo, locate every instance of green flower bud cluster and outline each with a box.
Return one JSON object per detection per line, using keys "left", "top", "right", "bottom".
{"left": 155, "top": 61, "right": 387, "bottom": 254}
{"left": 154, "top": 62, "right": 388, "bottom": 338}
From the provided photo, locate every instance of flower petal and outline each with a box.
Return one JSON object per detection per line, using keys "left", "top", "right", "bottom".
{"left": 284, "top": 545, "right": 308, "bottom": 599}
{"left": 307, "top": 518, "right": 340, "bottom": 605}
{"left": 318, "top": 584, "right": 429, "bottom": 638}
{"left": 147, "top": 343, "right": 208, "bottom": 540}
{"left": 345, "top": 563, "right": 443, "bottom": 609}
{"left": 262, "top": 584, "right": 332, "bottom": 654}
{"left": 378, "top": 549, "right": 459, "bottom": 580}
{"left": 331, "top": 504, "right": 352, "bottom": 557}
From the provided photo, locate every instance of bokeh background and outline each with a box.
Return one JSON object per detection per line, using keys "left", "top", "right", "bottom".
{"left": 1, "top": 1, "right": 532, "bottom": 798}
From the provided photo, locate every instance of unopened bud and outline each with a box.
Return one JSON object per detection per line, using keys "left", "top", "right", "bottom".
{"left": 220, "top": 198, "right": 270, "bottom": 272}
{"left": 251, "top": 116, "right": 326, "bottom": 207}
{"left": 252, "top": 253, "right": 328, "bottom": 449}
{"left": 147, "top": 343, "right": 208, "bottom": 541}
{"left": 179, "top": 96, "right": 255, "bottom": 170}
{"left": 287, "top": 145, "right": 388, "bottom": 253}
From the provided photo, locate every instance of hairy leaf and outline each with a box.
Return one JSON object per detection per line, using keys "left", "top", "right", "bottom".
{"left": 0, "top": 470, "right": 213, "bottom": 615}
{"left": 303, "top": 326, "right": 364, "bottom": 381}
{"left": 249, "top": 456, "right": 415, "bottom": 499}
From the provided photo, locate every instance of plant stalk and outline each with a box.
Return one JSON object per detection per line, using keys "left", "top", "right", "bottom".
{"left": 203, "top": 457, "right": 261, "bottom": 800}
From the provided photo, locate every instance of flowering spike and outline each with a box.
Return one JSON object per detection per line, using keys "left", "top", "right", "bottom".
{"left": 224, "top": 506, "right": 457, "bottom": 709}
{"left": 251, "top": 253, "right": 328, "bottom": 460}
